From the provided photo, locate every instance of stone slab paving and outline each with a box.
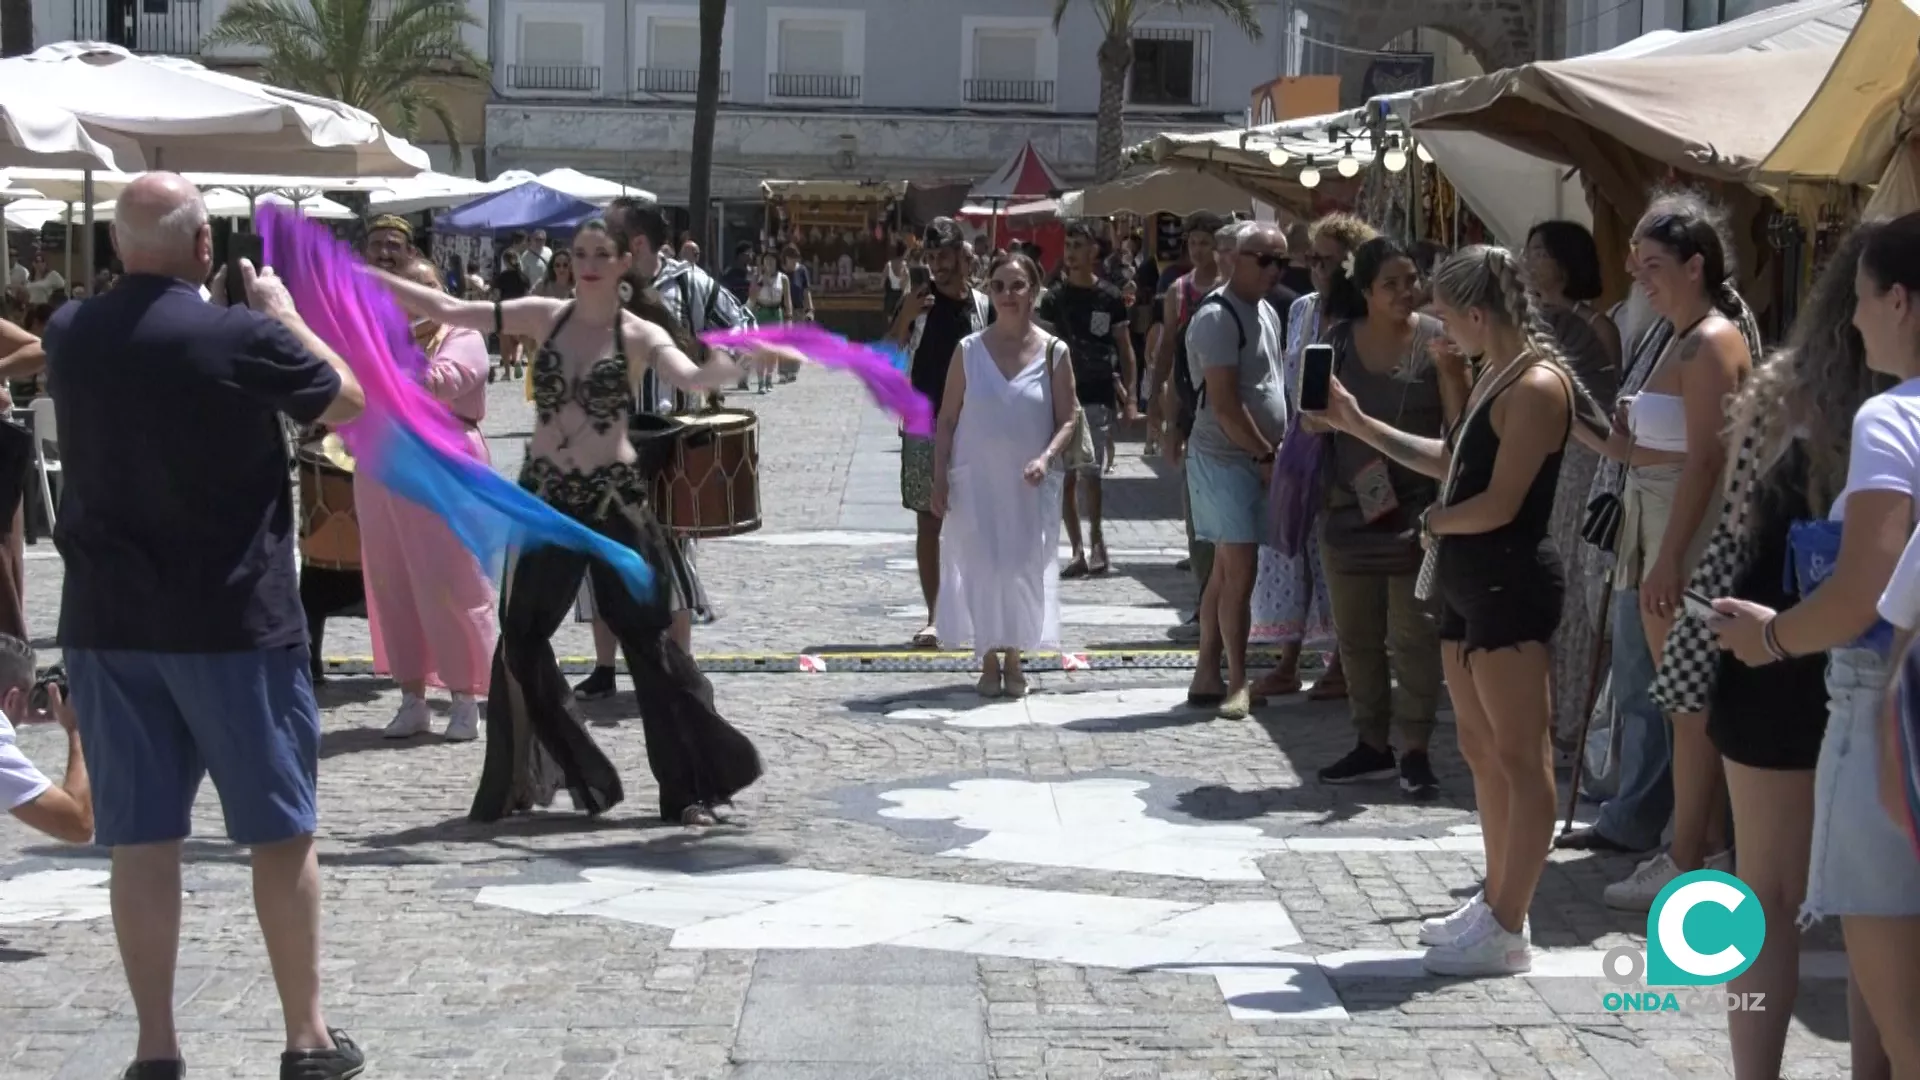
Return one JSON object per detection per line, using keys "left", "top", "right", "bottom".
{"left": 0, "top": 372, "right": 1855, "bottom": 1078}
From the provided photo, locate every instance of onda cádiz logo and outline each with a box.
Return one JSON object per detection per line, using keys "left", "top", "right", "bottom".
{"left": 1599, "top": 870, "right": 1769, "bottom": 1013}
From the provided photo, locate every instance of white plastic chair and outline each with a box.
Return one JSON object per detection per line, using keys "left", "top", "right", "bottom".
{"left": 28, "top": 396, "right": 58, "bottom": 532}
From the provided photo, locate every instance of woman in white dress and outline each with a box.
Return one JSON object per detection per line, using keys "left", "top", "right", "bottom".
{"left": 931, "top": 252, "right": 1076, "bottom": 698}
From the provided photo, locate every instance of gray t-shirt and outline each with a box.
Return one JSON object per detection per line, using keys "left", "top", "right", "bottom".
{"left": 1183, "top": 286, "right": 1288, "bottom": 462}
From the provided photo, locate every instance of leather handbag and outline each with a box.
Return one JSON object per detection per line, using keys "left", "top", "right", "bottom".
{"left": 1581, "top": 490, "right": 1624, "bottom": 551}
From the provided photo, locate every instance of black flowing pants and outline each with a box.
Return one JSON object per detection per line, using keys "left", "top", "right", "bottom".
{"left": 469, "top": 504, "right": 761, "bottom": 823}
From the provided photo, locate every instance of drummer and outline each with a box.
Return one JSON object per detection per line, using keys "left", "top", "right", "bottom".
{"left": 573, "top": 198, "right": 764, "bottom": 702}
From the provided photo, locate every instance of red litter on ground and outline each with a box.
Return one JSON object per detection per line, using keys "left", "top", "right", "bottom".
{"left": 1061, "top": 653, "right": 1091, "bottom": 671}
{"left": 797, "top": 655, "right": 827, "bottom": 673}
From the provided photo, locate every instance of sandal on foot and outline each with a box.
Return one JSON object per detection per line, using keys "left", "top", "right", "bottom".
{"left": 1088, "top": 544, "right": 1111, "bottom": 575}
{"left": 680, "top": 805, "right": 719, "bottom": 827}
{"left": 1004, "top": 672, "right": 1029, "bottom": 698}
{"left": 1186, "top": 689, "right": 1226, "bottom": 708}
{"left": 911, "top": 626, "right": 939, "bottom": 649}
{"left": 976, "top": 672, "right": 1003, "bottom": 698}
{"left": 1252, "top": 672, "right": 1303, "bottom": 697}
{"left": 1061, "top": 556, "right": 1090, "bottom": 579}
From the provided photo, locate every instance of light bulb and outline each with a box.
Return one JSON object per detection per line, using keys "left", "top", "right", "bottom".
{"left": 1383, "top": 148, "right": 1407, "bottom": 173}
{"left": 1416, "top": 142, "right": 1433, "bottom": 164}
{"left": 1336, "top": 156, "right": 1359, "bottom": 178}
{"left": 1298, "top": 166, "right": 1321, "bottom": 189}
{"left": 1267, "top": 147, "right": 1290, "bottom": 167}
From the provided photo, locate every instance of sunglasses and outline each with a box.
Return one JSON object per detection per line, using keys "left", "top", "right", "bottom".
{"left": 988, "top": 278, "right": 1033, "bottom": 295}
{"left": 1242, "top": 252, "right": 1283, "bottom": 269}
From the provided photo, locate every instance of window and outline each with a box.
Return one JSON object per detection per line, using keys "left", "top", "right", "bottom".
{"left": 634, "top": 5, "right": 728, "bottom": 96}
{"left": 1129, "top": 27, "right": 1210, "bottom": 108}
{"left": 960, "top": 17, "right": 1057, "bottom": 106}
{"left": 766, "top": 8, "right": 863, "bottom": 100}
{"left": 1683, "top": 0, "right": 1723, "bottom": 30}
{"left": 505, "top": 2, "right": 603, "bottom": 93}
{"left": 649, "top": 19, "right": 697, "bottom": 69}
{"left": 778, "top": 21, "right": 843, "bottom": 75}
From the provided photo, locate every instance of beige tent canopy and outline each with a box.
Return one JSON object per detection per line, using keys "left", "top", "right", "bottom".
{"left": 1409, "top": 46, "right": 1838, "bottom": 304}
{"left": 1759, "top": 0, "right": 1920, "bottom": 214}
{"left": 1060, "top": 168, "right": 1253, "bottom": 218}
{"left": 762, "top": 179, "right": 907, "bottom": 204}
{"left": 1127, "top": 112, "right": 1370, "bottom": 216}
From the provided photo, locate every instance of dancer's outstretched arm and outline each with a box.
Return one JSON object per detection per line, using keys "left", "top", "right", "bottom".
{"left": 371, "top": 267, "right": 562, "bottom": 342}
{"left": 623, "top": 312, "right": 745, "bottom": 392}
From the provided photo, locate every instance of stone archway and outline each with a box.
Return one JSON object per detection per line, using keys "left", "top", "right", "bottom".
{"left": 1327, "top": 0, "right": 1536, "bottom": 106}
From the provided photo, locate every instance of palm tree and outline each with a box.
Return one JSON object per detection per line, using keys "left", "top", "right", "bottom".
{"left": 1051, "top": 0, "right": 1261, "bottom": 181}
{"left": 687, "top": 0, "right": 727, "bottom": 253}
{"left": 205, "top": 0, "right": 487, "bottom": 161}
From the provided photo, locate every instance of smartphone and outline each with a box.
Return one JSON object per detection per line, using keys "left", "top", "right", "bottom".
{"left": 1683, "top": 588, "right": 1717, "bottom": 620}
{"left": 1298, "top": 343, "right": 1335, "bottom": 412}
{"left": 226, "top": 232, "right": 264, "bottom": 307}
{"left": 908, "top": 265, "right": 932, "bottom": 293}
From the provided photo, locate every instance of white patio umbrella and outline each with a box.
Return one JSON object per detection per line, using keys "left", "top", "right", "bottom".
{"left": 367, "top": 171, "right": 495, "bottom": 215}
{"left": 0, "top": 100, "right": 127, "bottom": 171}
{"left": 0, "top": 42, "right": 429, "bottom": 290}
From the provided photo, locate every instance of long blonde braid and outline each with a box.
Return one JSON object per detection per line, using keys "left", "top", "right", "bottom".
{"left": 1432, "top": 245, "right": 1592, "bottom": 424}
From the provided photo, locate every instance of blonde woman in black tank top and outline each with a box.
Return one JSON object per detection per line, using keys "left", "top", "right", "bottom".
{"left": 1313, "top": 246, "right": 1575, "bottom": 979}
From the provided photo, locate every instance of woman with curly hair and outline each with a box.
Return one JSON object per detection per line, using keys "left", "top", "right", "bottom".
{"left": 1246, "top": 213, "right": 1377, "bottom": 700}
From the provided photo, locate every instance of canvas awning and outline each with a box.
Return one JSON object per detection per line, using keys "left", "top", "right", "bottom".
{"left": 1758, "top": 0, "right": 1920, "bottom": 213}
{"left": 969, "top": 142, "right": 1067, "bottom": 202}
{"left": 762, "top": 179, "right": 908, "bottom": 203}
{"left": 1060, "top": 167, "right": 1254, "bottom": 218}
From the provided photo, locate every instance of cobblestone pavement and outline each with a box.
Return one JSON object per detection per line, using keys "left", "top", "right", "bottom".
{"left": 0, "top": 372, "right": 1855, "bottom": 1078}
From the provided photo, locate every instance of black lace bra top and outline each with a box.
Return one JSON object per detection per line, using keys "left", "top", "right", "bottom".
{"left": 531, "top": 303, "right": 633, "bottom": 435}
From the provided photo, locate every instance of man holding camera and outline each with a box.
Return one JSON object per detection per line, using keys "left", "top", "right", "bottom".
{"left": 43, "top": 173, "right": 369, "bottom": 1080}
{"left": 0, "top": 637, "right": 90, "bottom": 843}
{"left": 886, "top": 218, "right": 991, "bottom": 649}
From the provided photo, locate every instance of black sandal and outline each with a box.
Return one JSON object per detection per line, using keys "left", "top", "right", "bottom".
{"left": 1552, "top": 827, "right": 1643, "bottom": 853}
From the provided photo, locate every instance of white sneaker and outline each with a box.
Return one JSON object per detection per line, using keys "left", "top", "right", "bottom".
{"left": 1422, "top": 907, "right": 1532, "bottom": 976}
{"left": 383, "top": 695, "right": 432, "bottom": 738}
{"left": 1604, "top": 851, "right": 1680, "bottom": 911}
{"left": 445, "top": 695, "right": 481, "bottom": 742}
{"left": 1418, "top": 893, "right": 1487, "bottom": 946}
{"left": 1705, "top": 849, "right": 1734, "bottom": 874}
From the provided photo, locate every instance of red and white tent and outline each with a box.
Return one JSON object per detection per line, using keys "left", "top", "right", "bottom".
{"left": 968, "top": 140, "right": 1066, "bottom": 202}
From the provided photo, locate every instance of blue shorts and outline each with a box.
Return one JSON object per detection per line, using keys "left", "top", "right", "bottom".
{"left": 68, "top": 647, "right": 321, "bottom": 847}
{"left": 1186, "top": 451, "right": 1268, "bottom": 545}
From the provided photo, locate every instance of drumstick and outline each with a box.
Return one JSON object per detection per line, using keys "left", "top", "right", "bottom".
{"left": 701, "top": 324, "right": 934, "bottom": 437}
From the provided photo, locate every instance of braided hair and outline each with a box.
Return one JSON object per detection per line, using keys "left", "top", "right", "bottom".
{"left": 1431, "top": 244, "right": 1600, "bottom": 429}
{"left": 1634, "top": 188, "right": 1752, "bottom": 329}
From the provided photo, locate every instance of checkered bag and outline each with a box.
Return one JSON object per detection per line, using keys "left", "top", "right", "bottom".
{"left": 1650, "top": 424, "right": 1761, "bottom": 714}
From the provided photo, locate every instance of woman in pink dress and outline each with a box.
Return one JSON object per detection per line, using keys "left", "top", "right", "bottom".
{"left": 359, "top": 256, "right": 500, "bottom": 740}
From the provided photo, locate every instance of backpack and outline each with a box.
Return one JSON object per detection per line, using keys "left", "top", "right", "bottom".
{"left": 1172, "top": 287, "right": 1245, "bottom": 438}
{"left": 907, "top": 288, "right": 991, "bottom": 358}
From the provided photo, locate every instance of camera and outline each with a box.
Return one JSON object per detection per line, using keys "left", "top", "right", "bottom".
{"left": 29, "top": 662, "right": 65, "bottom": 713}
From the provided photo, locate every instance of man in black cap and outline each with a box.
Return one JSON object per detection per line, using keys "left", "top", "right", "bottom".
{"left": 884, "top": 217, "right": 991, "bottom": 649}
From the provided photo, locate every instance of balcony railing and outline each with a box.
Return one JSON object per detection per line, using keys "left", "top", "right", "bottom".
{"left": 74, "top": 0, "right": 202, "bottom": 56}
{"left": 637, "top": 68, "right": 729, "bottom": 95}
{"left": 963, "top": 78, "right": 1055, "bottom": 105}
{"left": 1128, "top": 26, "right": 1211, "bottom": 108}
{"left": 768, "top": 72, "right": 860, "bottom": 100}
{"left": 506, "top": 64, "right": 602, "bottom": 92}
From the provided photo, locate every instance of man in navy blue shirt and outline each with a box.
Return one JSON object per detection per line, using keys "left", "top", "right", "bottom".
{"left": 44, "top": 172, "right": 368, "bottom": 1080}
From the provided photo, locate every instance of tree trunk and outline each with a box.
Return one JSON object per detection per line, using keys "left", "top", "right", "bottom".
{"left": 1094, "top": 32, "right": 1132, "bottom": 182}
{"left": 688, "top": 0, "right": 728, "bottom": 256}
{"left": 1, "top": 0, "right": 34, "bottom": 58}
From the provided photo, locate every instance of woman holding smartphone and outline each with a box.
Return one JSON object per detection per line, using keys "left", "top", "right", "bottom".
{"left": 1314, "top": 245, "right": 1574, "bottom": 976}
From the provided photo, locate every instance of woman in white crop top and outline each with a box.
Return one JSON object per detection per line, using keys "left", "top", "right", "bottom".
{"left": 1576, "top": 192, "right": 1754, "bottom": 918}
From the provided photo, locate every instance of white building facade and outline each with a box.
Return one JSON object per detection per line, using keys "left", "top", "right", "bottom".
{"left": 483, "top": 0, "right": 1295, "bottom": 206}
{"left": 1561, "top": 0, "right": 1798, "bottom": 56}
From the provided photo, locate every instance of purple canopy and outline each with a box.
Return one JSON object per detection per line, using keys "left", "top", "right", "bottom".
{"left": 433, "top": 180, "right": 600, "bottom": 235}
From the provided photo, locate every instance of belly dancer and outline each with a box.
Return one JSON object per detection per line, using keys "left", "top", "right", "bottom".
{"left": 376, "top": 217, "right": 763, "bottom": 826}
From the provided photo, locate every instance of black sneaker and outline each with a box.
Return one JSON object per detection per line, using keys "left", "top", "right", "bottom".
{"left": 1318, "top": 742, "right": 1398, "bottom": 784}
{"left": 281, "top": 1029, "right": 365, "bottom": 1080}
{"left": 573, "top": 665, "right": 617, "bottom": 701}
{"left": 124, "top": 1062, "right": 185, "bottom": 1080}
{"left": 1399, "top": 749, "right": 1440, "bottom": 801}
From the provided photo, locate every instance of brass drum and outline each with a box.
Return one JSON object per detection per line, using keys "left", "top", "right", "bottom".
{"left": 656, "top": 410, "right": 761, "bottom": 537}
{"left": 297, "top": 437, "right": 361, "bottom": 570}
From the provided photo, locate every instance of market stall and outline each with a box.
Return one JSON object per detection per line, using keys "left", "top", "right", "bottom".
{"left": 1759, "top": 0, "right": 1920, "bottom": 216}
{"left": 761, "top": 178, "right": 904, "bottom": 339}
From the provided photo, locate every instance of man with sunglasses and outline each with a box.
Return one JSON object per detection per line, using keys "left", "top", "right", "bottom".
{"left": 886, "top": 217, "right": 991, "bottom": 649}
{"left": 1183, "top": 222, "right": 1290, "bottom": 720}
